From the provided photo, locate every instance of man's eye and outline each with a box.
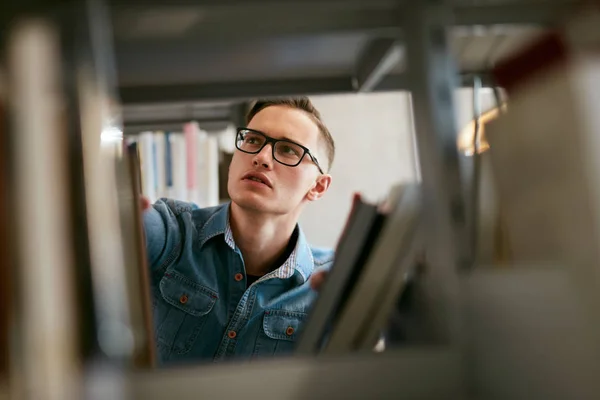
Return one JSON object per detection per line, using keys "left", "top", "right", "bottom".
{"left": 281, "top": 146, "right": 299, "bottom": 156}
{"left": 242, "top": 134, "right": 263, "bottom": 145}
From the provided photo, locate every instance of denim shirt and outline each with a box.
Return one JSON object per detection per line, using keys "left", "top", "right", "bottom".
{"left": 143, "top": 199, "right": 334, "bottom": 365}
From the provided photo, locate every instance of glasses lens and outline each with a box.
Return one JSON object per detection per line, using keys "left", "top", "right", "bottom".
{"left": 274, "top": 141, "right": 304, "bottom": 165}
{"left": 237, "top": 130, "right": 266, "bottom": 153}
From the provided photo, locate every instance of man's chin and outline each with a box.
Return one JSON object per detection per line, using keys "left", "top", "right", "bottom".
{"left": 230, "top": 193, "right": 297, "bottom": 217}
{"left": 230, "top": 193, "right": 272, "bottom": 212}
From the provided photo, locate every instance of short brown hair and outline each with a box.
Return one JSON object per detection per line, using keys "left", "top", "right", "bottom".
{"left": 246, "top": 97, "right": 335, "bottom": 171}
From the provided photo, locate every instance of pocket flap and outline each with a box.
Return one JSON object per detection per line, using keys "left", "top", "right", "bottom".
{"left": 159, "top": 272, "right": 218, "bottom": 317}
{"left": 263, "top": 310, "right": 307, "bottom": 341}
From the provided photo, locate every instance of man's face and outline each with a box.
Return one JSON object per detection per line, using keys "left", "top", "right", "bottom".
{"left": 228, "top": 105, "right": 331, "bottom": 215}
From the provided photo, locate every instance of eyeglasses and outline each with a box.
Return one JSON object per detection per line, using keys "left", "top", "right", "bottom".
{"left": 235, "top": 128, "right": 324, "bottom": 174}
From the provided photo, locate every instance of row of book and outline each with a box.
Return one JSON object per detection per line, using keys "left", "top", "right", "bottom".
{"left": 126, "top": 122, "right": 220, "bottom": 208}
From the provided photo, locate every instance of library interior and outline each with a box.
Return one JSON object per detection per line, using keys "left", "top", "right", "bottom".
{"left": 2, "top": 0, "right": 600, "bottom": 399}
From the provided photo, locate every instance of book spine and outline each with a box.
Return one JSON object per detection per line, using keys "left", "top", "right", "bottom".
{"left": 206, "top": 133, "right": 220, "bottom": 207}
{"left": 173, "top": 134, "right": 187, "bottom": 201}
{"left": 185, "top": 122, "right": 199, "bottom": 204}
{"left": 152, "top": 137, "right": 158, "bottom": 197}
{"left": 153, "top": 132, "right": 166, "bottom": 199}
{"left": 0, "top": 74, "right": 9, "bottom": 379}
{"left": 139, "top": 132, "right": 156, "bottom": 202}
{"left": 165, "top": 132, "right": 173, "bottom": 194}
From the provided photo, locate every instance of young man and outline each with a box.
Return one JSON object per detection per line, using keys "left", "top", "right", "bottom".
{"left": 142, "top": 97, "right": 334, "bottom": 365}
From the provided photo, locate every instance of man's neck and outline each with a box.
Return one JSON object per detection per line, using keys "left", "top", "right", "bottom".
{"left": 229, "top": 202, "right": 299, "bottom": 276}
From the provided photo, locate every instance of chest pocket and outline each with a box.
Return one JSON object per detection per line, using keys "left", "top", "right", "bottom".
{"left": 155, "top": 272, "right": 217, "bottom": 357}
{"left": 254, "top": 310, "right": 307, "bottom": 357}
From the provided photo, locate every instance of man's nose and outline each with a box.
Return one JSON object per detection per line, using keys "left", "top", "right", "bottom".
{"left": 252, "top": 143, "right": 274, "bottom": 169}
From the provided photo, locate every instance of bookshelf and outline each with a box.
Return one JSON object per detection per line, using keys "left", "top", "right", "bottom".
{"left": 2, "top": 1, "right": 597, "bottom": 399}
{"left": 125, "top": 125, "right": 221, "bottom": 207}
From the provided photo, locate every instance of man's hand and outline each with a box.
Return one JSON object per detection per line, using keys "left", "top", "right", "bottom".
{"left": 140, "top": 196, "right": 151, "bottom": 211}
{"left": 309, "top": 269, "right": 328, "bottom": 292}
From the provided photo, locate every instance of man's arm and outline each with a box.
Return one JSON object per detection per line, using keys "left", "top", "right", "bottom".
{"left": 141, "top": 197, "right": 182, "bottom": 271}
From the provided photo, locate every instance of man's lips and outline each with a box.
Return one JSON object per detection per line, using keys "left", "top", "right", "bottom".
{"left": 242, "top": 172, "right": 273, "bottom": 188}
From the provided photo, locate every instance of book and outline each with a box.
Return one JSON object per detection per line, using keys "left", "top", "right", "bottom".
{"left": 184, "top": 122, "right": 199, "bottom": 204}
{"left": 153, "top": 131, "right": 167, "bottom": 199}
{"left": 357, "top": 225, "right": 422, "bottom": 350}
{"left": 170, "top": 133, "right": 187, "bottom": 201}
{"left": 296, "top": 193, "right": 382, "bottom": 354}
{"left": 196, "top": 131, "right": 220, "bottom": 208}
{"left": 165, "top": 132, "right": 173, "bottom": 196}
{"left": 488, "top": 8, "right": 600, "bottom": 276}
{"left": 115, "top": 143, "right": 156, "bottom": 368}
{"left": 324, "top": 183, "right": 421, "bottom": 354}
{"left": 138, "top": 132, "right": 156, "bottom": 202}
{"left": 8, "top": 20, "right": 80, "bottom": 398}
{"left": 0, "top": 70, "right": 9, "bottom": 381}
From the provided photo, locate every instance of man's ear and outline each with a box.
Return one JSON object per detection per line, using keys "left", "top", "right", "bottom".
{"left": 306, "top": 174, "right": 332, "bottom": 201}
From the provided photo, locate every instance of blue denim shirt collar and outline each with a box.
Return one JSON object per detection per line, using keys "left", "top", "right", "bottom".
{"left": 198, "top": 202, "right": 314, "bottom": 282}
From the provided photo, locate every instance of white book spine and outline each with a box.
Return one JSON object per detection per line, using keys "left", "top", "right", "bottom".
{"left": 171, "top": 133, "right": 187, "bottom": 201}
{"left": 185, "top": 122, "right": 200, "bottom": 205}
{"left": 196, "top": 129, "right": 220, "bottom": 208}
{"left": 153, "top": 131, "right": 166, "bottom": 200}
{"left": 139, "top": 132, "right": 156, "bottom": 203}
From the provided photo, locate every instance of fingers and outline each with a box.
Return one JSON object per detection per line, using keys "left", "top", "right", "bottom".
{"left": 140, "top": 196, "right": 151, "bottom": 211}
{"left": 310, "top": 269, "right": 328, "bottom": 292}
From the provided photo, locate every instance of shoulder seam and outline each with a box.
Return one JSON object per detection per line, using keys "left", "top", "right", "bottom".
{"left": 163, "top": 198, "right": 196, "bottom": 216}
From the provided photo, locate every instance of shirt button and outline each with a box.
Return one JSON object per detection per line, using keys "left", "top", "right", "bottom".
{"left": 234, "top": 273, "right": 244, "bottom": 282}
{"left": 179, "top": 294, "right": 188, "bottom": 304}
{"left": 228, "top": 330, "right": 237, "bottom": 339}
{"left": 286, "top": 326, "right": 295, "bottom": 336}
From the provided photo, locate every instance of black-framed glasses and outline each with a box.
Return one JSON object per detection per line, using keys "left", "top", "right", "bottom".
{"left": 235, "top": 127, "right": 324, "bottom": 174}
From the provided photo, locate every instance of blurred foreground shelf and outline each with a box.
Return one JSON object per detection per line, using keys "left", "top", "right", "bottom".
{"left": 1, "top": 1, "right": 597, "bottom": 400}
